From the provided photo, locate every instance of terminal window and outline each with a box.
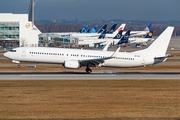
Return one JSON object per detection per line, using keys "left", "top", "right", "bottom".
{"left": 0, "top": 22, "right": 19, "bottom": 39}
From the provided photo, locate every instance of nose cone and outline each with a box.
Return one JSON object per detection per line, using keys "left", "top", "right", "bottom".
{"left": 3, "top": 52, "right": 10, "bottom": 59}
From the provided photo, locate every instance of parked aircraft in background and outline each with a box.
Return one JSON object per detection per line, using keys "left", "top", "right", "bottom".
{"left": 123, "top": 23, "right": 152, "bottom": 37}
{"left": 100, "top": 30, "right": 130, "bottom": 46}
{"left": 116, "top": 30, "right": 131, "bottom": 45}
{"left": 117, "top": 30, "right": 154, "bottom": 47}
{"left": 75, "top": 30, "right": 107, "bottom": 47}
{"left": 97, "top": 24, "right": 107, "bottom": 33}
{"left": 75, "top": 27, "right": 125, "bottom": 48}
{"left": 106, "top": 24, "right": 117, "bottom": 34}
{"left": 87, "top": 25, "right": 98, "bottom": 33}
{"left": 79, "top": 25, "right": 88, "bottom": 33}
{"left": 81, "top": 24, "right": 117, "bottom": 34}
{"left": 73, "top": 23, "right": 126, "bottom": 39}
{"left": 129, "top": 31, "right": 154, "bottom": 47}
{"left": 3, "top": 27, "right": 174, "bottom": 73}
{"left": 75, "top": 26, "right": 153, "bottom": 48}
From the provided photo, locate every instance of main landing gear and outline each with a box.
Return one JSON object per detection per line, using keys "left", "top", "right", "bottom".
{"left": 86, "top": 66, "right": 92, "bottom": 74}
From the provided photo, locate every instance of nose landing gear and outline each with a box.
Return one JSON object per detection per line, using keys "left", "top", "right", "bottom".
{"left": 17, "top": 64, "right": 21, "bottom": 68}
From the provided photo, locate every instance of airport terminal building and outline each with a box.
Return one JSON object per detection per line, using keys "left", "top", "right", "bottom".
{"left": 0, "top": 13, "right": 41, "bottom": 49}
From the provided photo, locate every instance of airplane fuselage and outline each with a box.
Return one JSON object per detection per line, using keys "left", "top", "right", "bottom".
{"left": 129, "top": 37, "right": 154, "bottom": 44}
{"left": 4, "top": 47, "right": 156, "bottom": 68}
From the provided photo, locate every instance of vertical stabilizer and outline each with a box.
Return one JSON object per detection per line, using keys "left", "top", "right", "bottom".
{"left": 133, "top": 27, "right": 174, "bottom": 56}
{"left": 98, "top": 30, "right": 107, "bottom": 39}
{"left": 144, "top": 23, "right": 152, "bottom": 31}
{"left": 145, "top": 31, "right": 153, "bottom": 38}
{"left": 89, "top": 25, "right": 98, "bottom": 33}
{"left": 117, "top": 30, "right": 131, "bottom": 45}
{"left": 107, "top": 24, "right": 117, "bottom": 33}
{"left": 79, "top": 25, "right": 88, "bottom": 33}
{"left": 97, "top": 24, "right": 107, "bottom": 33}
{"left": 113, "top": 30, "right": 123, "bottom": 39}
{"left": 113, "top": 24, "right": 126, "bottom": 36}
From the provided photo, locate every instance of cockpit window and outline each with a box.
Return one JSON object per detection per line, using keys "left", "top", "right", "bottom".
{"left": 10, "top": 49, "right": 16, "bottom": 52}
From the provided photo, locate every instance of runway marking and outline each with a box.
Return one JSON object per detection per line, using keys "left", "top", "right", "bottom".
{"left": 21, "top": 74, "right": 117, "bottom": 77}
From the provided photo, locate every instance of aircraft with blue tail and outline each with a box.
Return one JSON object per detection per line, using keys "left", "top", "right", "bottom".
{"left": 88, "top": 25, "right": 98, "bottom": 33}
{"left": 106, "top": 24, "right": 117, "bottom": 34}
{"left": 97, "top": 24, "right": 107, "bottom": 33}
{"left": 124, "top": 23, "right": 152, "bottom": 37}
{"left": 79, "top": 25, "right": 88, "bottom": 33}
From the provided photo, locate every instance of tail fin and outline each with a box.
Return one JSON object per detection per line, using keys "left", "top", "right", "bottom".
{"left": 113, "top": 24, "right": 126, "bottom": 36}
{"left": 79, "top": 25, "right": 88, "bottom": 33}
{"left": 133, "top": 27, "right": 174, "bottom": 56}
{"left": 97, "top": 24, "right": 107, "bottom": 33}
{"left": 144, "top": 23, "right": 152, "bottom": 31}
{"left": 145, "top": 31, "right": 153, "bottom": 38}
{"left": 89, "top": 25, "right": 98, "bottom": 33}
{"left": 113, "top": 30, "right": 123, "bottom": 39}
{"left": 98, "top": 30, "right": 106, "bottom": 39}
{"left": 107, "top": 24, "right": 117, "bottom": 34}
{"left": 117, "top": 30, "right": 131, "bottom": 45}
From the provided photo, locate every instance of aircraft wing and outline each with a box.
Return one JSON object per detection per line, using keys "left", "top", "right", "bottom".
{"left": 80, "top": 58, "right": 108, "bottom": 67}
{"left": 79, "top": 47, "right": 120, "bottom": 67}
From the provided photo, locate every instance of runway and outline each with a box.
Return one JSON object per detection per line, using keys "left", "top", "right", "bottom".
{"left": 0, "top": 72, "right": 180, "bottom": 80}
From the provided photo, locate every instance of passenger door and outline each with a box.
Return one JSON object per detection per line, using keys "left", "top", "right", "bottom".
{"left": 21, "top": 48, "right": 26, "bottom": 57}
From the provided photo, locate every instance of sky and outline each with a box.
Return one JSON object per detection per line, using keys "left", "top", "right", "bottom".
{"left": 0, "top": 0, "right": 180, "bottom": 21}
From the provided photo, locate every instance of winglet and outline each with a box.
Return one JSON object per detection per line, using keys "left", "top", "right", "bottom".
{"left": 110, "top": 47, "right": 120, "bottom": 58}
{"left": 102, "top": 42, "right": 111, "bottom": 51}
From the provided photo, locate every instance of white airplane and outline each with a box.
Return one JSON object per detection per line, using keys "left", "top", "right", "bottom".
{"left": 123, "top": 23, "right": 152, "bottom": 37}
{"left": 3, "top": 27, "right": 174, "bottom": 73}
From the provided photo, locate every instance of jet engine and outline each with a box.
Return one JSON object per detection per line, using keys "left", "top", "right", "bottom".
{"left": 63, "top": 60, "right": 81, "bottom": 69}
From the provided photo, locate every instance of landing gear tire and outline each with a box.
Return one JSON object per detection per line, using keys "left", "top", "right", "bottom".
{"left": 94, "top": 43, "right": 100, "bottom": 48}
{"left": 17, "top": 64, "right": 21, "bottom": 68}
{"left": 86, "top": 67, "right": 92, "bottom": 74}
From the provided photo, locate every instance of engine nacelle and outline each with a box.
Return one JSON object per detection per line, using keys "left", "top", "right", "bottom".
{"left": 63, "top": 60, "right": 80, "bottom": 69}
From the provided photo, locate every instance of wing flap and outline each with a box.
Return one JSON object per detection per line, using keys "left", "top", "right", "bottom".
{"left": 80, "top": 47, "right": 120, "bottom": 67}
